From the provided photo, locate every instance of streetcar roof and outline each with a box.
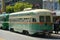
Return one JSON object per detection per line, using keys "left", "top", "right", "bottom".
{"left": 9, "top": 9, "right": 52, "bottom": 15}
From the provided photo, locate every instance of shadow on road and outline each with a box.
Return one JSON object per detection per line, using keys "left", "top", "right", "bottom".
{"left": 8, "top": 30, "right": 60, "bottom": 39}
{"left": 30, "top": 34, "right": 60, "bottom": 39}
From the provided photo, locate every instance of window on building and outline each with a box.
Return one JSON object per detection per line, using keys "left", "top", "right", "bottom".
{"left": 54, "top": 2, "right": 58, "bottom": 10}
{"left": 43, "top": 1, "right": 47, "bottom": 9}
{"left": 59, "top": 4, "right": 60, "bottom": 10}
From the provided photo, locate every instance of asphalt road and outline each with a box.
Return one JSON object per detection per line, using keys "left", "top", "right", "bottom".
{"left": 0, "top": 29, "right": 60, "bottom": 40}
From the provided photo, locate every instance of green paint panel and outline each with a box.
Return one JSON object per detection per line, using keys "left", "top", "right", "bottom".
{"left": 10, "top": 23, "right": 53, "bottom": 32}
{"left": 29, "top": 23, "right": 53, "bottom": 31}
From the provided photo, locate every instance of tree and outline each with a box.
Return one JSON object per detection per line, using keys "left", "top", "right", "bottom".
{"left": 59, "top": 0, "right": 60, "bottom": 4}
{"left": 6, "top": 5, "right": 14, "bottom": 13}
{"left": 14, "top": 2, "right": 24, "bottom": 12}
{"left": 6, "top": 2, "right": 32, "bottom": 13}
{"left": 24, "top": 2, "right": 32, "bottom": 8}
{"left": 14, "top": 2, "right": 32, "bottom": 12}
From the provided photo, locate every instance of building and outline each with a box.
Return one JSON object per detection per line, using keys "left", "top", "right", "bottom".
{"left": 43, "top": 0, "right": 60, "bottom": 22}
{"left": 43, "top": 0, "right": 60, "bottom": 11}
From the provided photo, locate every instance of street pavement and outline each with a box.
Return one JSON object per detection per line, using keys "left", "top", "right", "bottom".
{"left": 0, "top": 29, "right": 60, "bottom": 40}
{"left": 0, "top": 29, "right": 45, "bottom": 40}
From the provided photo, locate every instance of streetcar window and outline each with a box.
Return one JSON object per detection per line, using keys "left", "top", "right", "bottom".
{"left": 39, "top": 16, "right": 44, "bottom": 22}
{"left": 23, "top": 18, "right": 31, "bottom": 22}
{"left": 24, "top": 18, "right": 28, "bottom": 22}
{"left": 32, "top": 18, "right": 36, "bottom": 22}
{"left": 46, "top": 16, "right": 51, "bottom": 22}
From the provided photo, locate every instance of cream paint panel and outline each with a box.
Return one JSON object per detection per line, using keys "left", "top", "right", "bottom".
{"left": 9, "top": 16, "right": 32, "bottom": 19}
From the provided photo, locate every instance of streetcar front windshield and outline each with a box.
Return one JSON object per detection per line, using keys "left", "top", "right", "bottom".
{"left": 46, "top": 16, "right": 51, "bottom": 22}
{"left": 39, "top": 16, "right": 51, "bottom": 22}
{"left": 39, "top": 16, "right": 44, "bottom": 22}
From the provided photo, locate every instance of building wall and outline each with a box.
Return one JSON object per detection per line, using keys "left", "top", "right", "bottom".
{"left": 43, "top": 0, "right": 60, "bottom": 11}
{"left": 43, "top": 0, "right": 60, "bottom": 22}
{"left": 24, "top": 0, "right": 43, "bottom": 9}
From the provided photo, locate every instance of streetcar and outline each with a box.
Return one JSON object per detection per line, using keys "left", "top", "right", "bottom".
{"left": 0, "top": 9, "right": 53, "bottom": 35}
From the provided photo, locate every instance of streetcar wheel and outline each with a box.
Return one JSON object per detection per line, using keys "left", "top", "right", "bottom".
{"left": 10, "top": 28, "right": 14, "bottom": 32}
{"left": 22, "top": 30, "right": 29, "bottom": 35}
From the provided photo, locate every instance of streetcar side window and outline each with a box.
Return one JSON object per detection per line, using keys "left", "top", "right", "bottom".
{"left": 32, "top": 18, "right": 36, "bottom": 22}
{"left": 46, "top": 16, "right": 51, "bottom": 22}
{"left": 24, "top": 18, "right": 31, "bottom": 22}
{"left": 39, "top": 16, "right": 44, "bottom": 22}
{"left": 24, "top": 18, "right": 28, "bottom": 22}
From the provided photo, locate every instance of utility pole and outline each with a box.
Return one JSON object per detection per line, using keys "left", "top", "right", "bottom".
{"left": 1, "top": 0, "right": 6, "bottom": 13}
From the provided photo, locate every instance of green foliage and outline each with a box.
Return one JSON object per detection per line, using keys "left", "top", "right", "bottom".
{"left": 6, "top": 2, "right": 32, "bottom": 13}
{"left": 24, "top": 2, "right": 32, "bottom": 8}
{"left": 14, "top": 2, "right": 24, "bottom": 12}
{"left": 14, "top": 2, "right": 32, "bottom": 12}
{"left": 6, "top": 5, "right": 14, "bottom": 13}
{"left": 59, "top": 0, "right": 60, "bottom": 4}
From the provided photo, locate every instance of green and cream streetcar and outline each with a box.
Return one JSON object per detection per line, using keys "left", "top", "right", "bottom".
{"left": 1, "top": 9, "right": 54, "bottom": 35}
